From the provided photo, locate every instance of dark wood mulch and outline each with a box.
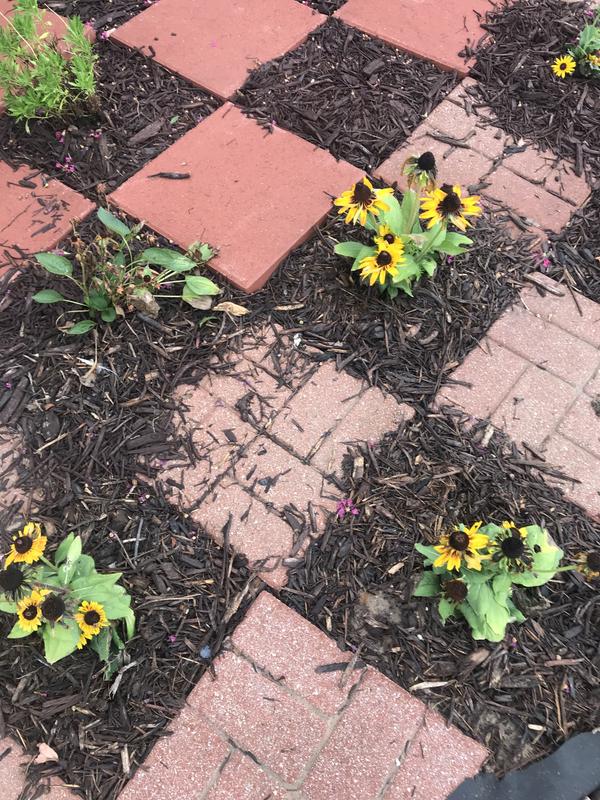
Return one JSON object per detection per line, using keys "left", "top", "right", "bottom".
{"left": 284, "top": 413, "right": 600, "bottom": 775}
{"left": 547, "top": 189, "right": 600, "bottom": 303}
{"left": 41, "top": 0, "right": 150, "bottom": 30}
{"left": 0, "top": 40, "right": 220, "bottom": 201}
{"left": 296, "top": 0, "right": 348, "bottom": 14}
{"left": 0, "top": 492, "right": 254, "bottom": 800}
{"left": 471, "top": 0, "right": 600, "bottom": 179}
{"left": 235, "top": 18, "right": 459, "bottom": 172}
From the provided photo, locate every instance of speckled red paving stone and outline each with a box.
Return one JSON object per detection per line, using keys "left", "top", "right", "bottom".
{"left": 0, "top": 737, "right": 78, "bottom": 800}
{"left": 542, "top": 434, "right": 600, "bottom": 520}
{"left": 118, "top": 706, "right": 229, "bottom": 800}
{"left": 0, "top": 161, "right": 93, "bottom": 267}
{"left": 336, "top": 0, "right": 492, "bottom": 74}
{"left": 205, "top": 752, "right": 289, "bottom": 800}
{"left": 522, "top": 275, "right": 600, "bottom": 348}
{"left": 232, "top": 592, "right": 364, "bottom": 713}
{"left": 558, "top": 394, "right": 600, "bottom": 459}
{"left": 113, "top": 0, "right": 324, "bottom": 99}
{"left": 384, "top": 710, "right": 487, "bottom": 800}
{"left": 109, "top": 104, "right": 361, "bottom": 292}
{"left": 189, "top": 651, "right": 328, "bottom": 784}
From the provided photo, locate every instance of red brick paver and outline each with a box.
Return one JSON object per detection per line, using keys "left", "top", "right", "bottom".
{"left": 113, "top": 0, "right": 324, "bottom": 100}
{"left": 0, "top": 161, "right": 94, "bottom": 274}
{"left": 109, "top": 104, "right": 361, "bottom": 292}
{"left": 336, "top": 0, "right": 493, "bottom": 75}
{"left": 118, "top": 592, "right": 487, "bottom": 799}
{"left": 0, "top": 737, "right": 78, "bottom": 799}
{"left": 436, "top": 275, "right": 600, "bottom": 518}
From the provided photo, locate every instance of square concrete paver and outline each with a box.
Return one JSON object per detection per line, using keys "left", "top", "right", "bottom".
{"left": 113, "top": 0, "right": 324, "bottom": 100}
{"left": 109, "top": 104, "right": 361, "bottom": 292}
{"left": 335, "top": 0, "right": 493, "bottom": 75}
{"left": 0, "top": 161, "right": 94, "bottom": 269}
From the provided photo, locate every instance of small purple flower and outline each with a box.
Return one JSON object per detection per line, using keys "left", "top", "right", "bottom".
{"left": 99, "top": 30, "right": 110, "bottom": 40}
{"left": 54, "top": 129, "right": 65, "bottom": 143}
{"left": 4, "top": 381, "right": 12, "bottom": 390}
{"left": 446, "top": 255, "right": 454, "bottom": 264}
{"left": 336, "top": 498, "right": 359, "bottom": 519}
{"left": 584, "top": 8, "right": 595, "bottom": 17}
{"left": 89, "top": 128, "right": 102, "bottom": 139}
{"left": 168, "top": 634, "right": 177, "bottom": 644}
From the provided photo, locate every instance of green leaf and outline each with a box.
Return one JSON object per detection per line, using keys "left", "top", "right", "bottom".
{"left": 438, "top": 597, "right": 455, "bottom": 622}
{"left": 72, "top": 554, "right": 95, "bottom": 580}
{"left": 54, "top": 533, "right": 75, "bottom": 565}
{"left": 140, "top": 248, "right": 196, "bottom": 272}
{"left": 399, "top": 189, "right": 419, "bottom": 234}
{"left": 35, "top": 252, "right": 73, "bottom": 276}
{"left": 0, "top": 599, "right": 17, "bottom": 613}
{"left": 86, "top": 290, "right": 110, "bottom": 310}
{"left": 414, "top": 542, "right": 439, "bottom": 563}
{"left": 492, "top": 573, "right": 512, "bottom": 598}
{"left": 32, "top": 289, "right": 67, "bottom": 304}
{"left": 97, "top": 208, "right": 131, "bottom": 237}
{"left": 184, "top": 275, "right": 221, "bottom": 296}
{"left": 350, "top": 246, "right": 377, "bottom": 271}
{"left": 66, "top": 320, "right": 95, "bottom": 335}
{"left": 413, "top": 571, "right": 440, "bottom": 597}
{"left": 42, "top": 618, "right": 80, "bottom": 663}
{"left": 8, "top": 621, "right": 33, "bottom": 638}
{"left": 334, "top": 241, "right": 368, "bottom": 259}
{"left": 89, "top": 626, "right": 111, "bottom": 662}
{"left": 511, "top": 526, "right": 563, "bottom": 587}
{"left": 123, "top": 608, "right": 136, "bottom": 640}
{"left": 101, "top": 306, "right": 117, "bottom": 323}
{"left": 424, "top": 222, "right": 447, "bottom": 251}
{"left": 58, "top": 536, "right": 82, "bottom": 585}
{"left": 420, "top": 258, "right": 437, "bottom": 277}
{"left": 381, "top": 194, "right": 402, "bottom": 232}
{"left": 436, "top": 231, "right": 473, "bottom": 256}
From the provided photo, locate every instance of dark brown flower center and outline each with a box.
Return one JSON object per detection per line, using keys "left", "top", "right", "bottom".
{"left": 501, "top": 536, "right": 525, "bottom": 559}
{"left": 23, "top": 604, "right": 39, "bottom": 621}
{"left": 376, "top": 250, "right": 393, "bottom": 267}
{"left": 383, "top": 233, "right": 396, "bottom": 244}
{"left": 587, "top": 551, "right": 600, "bottom": 571}
{"left": 0, "top": 565, "right": 25, "bottom": 592}
{"left": 41, "top": 594, "right": 66, "bottom": 622}
{"left": 439, "top": 184, "right": 462, "bottom": 215}
{"left": 449, "top": 531, "right": 469, "bottom": 551}
{"left": 417, "top": 151, "right": 436, "bottom": 172}
{"left": 14, "top": 536, "right": 33, "bottom": 554}
{"left": 352, "top": 181, "right": 374, "bottom": 207}
{"left": 84, "top": 610, "right": 101, "bottom": 626}
{"left": 445, "top": 579, "right": 468, "bottom": 602}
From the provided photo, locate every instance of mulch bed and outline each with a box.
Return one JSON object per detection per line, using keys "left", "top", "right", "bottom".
{"left": 471, "top": 0, "right": 600, "bottom": 179}
{"left": 296, "top": 0, "right": 348, "bottom": 14}
{"left": 284, "top": 413, "right": 600, "bottom": 775}
{"left": 0, "top": 40, "right": 220, "bottom": 202}
{"left": 41, "top": 0, "right": 151, "bottom": 30}
{"left": 547, "top": 189, "right": 600, "bottom": 303}
{"left": 235, "top": 18, "right": 459, "bottom": 172}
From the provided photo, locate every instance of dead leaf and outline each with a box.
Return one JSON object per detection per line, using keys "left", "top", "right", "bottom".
{"left": 213, "top": 301, "right": 249, "bottom": 316}
{"left": 183, "top": 294, "right": 212, "bottom": 310}
{"left": 128, "top": 289, "right": 160, "bottom": 318}
{"left": 34, "top": 743, "right": 59, "bottom": 764}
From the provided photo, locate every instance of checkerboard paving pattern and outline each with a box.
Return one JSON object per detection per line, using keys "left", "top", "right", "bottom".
{"left": 117, "top": 592, "right": 488, "bottom": 800}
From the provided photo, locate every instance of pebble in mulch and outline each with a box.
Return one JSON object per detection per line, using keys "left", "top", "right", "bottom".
{"left": 549, "top": 189, "right": 600, "bottom": 304}
{"left": 471, "top": 0, "right": 600, "bottom": 179}
{"left": 284, "top": 413, "right": 600, "bottom": 775}
{"left": 0, "top": 41, "right": 221, "bottom": 200}
{"left": 235, "top": 18, "right": 459, "bottom": 172}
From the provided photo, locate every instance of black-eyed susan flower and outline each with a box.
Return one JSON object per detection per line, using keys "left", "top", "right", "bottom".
{"left": 433, "top": 522, "right": 489, "bottom": 572}
{"left": 588, "top": 54, "right": 600, "bottom": 69}
{"left": 551, "top": 54, "right": 577, "bottom": 78}
{"left": 574, "top": 551, "right": 600, "bottom": 580}
{"left": 420, "top": 184, "right": 482, "bottom": 232}
{"left": 402, "top": 150, "right": 437, "bottom": 191}
{"left": 77, "top": 632, "right": 90, "bottom": 650}
{"left": 40, "top": 593, "right": 66, "bottom": 624}
{"left": 16, "top": 589, "right": 48, "bottom": 633}
{"left": 4, "top": 522, "right": 47, "bottom": 566}
{"left": 443, "top": 578, "right": 468, "bottom": 603}
{"left": 374, "top": 224, "right": 402, "bottom": 251}
{"left": 333, "top": 177, "right": 394, "bottom": 226}
{"left": 358, "top": 240, "right": 405, "bottom": 287}
{"left": 490, "top": 522, "right": 534, "bottom": 572}
{"left": 75, "top": 600, "right": 108, "bottom": 638}
{"left": 0, "top": 564, "right": 30, "bottom": 600}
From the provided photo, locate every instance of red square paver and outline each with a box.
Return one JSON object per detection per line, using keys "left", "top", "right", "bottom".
{"left": 0, "top": 161, "right": 94, "bottom": 266}
{"left": 542, "top": 434, "right": 600, "bottom": 520}
{"left": 491, "top": 366, "right": 577, "bottom": 449}
{"left": 522, "top": 274, "right": 600, "bottom": 348}
{"left": 302, "top": 669, "right": 426, "bottom": 800}
{"left": 558, "top": 395, "right": 600, "bottom": 459}
{"left": 270, "top": 362, "right": 364, "bottom": 458}
{"left": 436, "top": 340, "right": 528, "bottom": 420}
{"left": 232, "top": 591, "right": 364, "bottom": 714}
{"left": 113, "top": 0, "right": 324, "bottom": 100}
{"left": 109, "top": 104, "right": 361, "bottom": 292}
{"left": 487, "top": 304, "right": 600, "bottom": 388}
{"left": 205, "top": 752, "right": 287, "bottom": 800}
{"left": 118, "top": 706, "right": 229, "bottom": 800}
{"left": 335, "top": 0, "right": 493, "bottom": 75}
{"left": 384, "top": 710, "right": 486, "bottom": 800}
{"left": 193, "top": 480, "right": 295, "bottom": 587}
{"left": 189, "top": 651, "right": 328, "bottom": 784}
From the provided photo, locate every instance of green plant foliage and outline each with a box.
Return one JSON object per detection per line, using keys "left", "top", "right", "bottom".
{"left": 413, "top": 522, "right": 568, "bottom": 642}
{"left": 0, "top": 0, "right": 97, "bottom": 127}
{"left": 569, "top": 8, "right": 600, "bottom": 78}
{"left": 33, "top": 208, "right": 220, "bottom": 334}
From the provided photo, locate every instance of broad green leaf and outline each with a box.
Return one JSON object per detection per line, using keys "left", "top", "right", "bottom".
{"left": 54, "top": 533, "right": 75, "bottom": 565}
{"left": 414, "top": 542, "right": 439, "bottom": 563}
{"left": 184, "top": 275, "right": 221, "bottom": 296}
{"left": 8, "top": 621, "right": 33, "bottom": 638}
{"left": 188, "top": 242, "right": 214, "bottom": 262}
{"left": 350, "top": 246, "right": 377, "bottom": 272}
{"left": 413, "top": 571, "right": 440, "bottom": 597}
{"left": 334, "top": 241, "right": 368, "bottom": 259}
{"left": 424, "top": 222, "right": 447, "bottom": 251}
{"left": 182, "top": 285, "right": 212, "bottom": 310}
{"left": 0, "top": 600, "right": 17, "bottom": 613}
{"left": 436, "top": 231, "right": 473, "bottom": 256}
{"left": 35, "top": 252, "right": 73, "bottom": 276}
{"left": 66, "top": 319, "right": 95, "bottom": 335}
{"left": 101, "top": 306, "right": 117, "bottom": 323}
{"left": 89, "top": 626, "right": 111, "bottom": 662}
{"left": 86, "top": 291, "right": 110, "bottom": 310}
{"left": 72, "top": 554, "right": 95, "bottom": 580}
{"left": 511, "top": 526, "right": 563, "bottom": 587}
{"left": 33, "top": 289, "right": 67, "bottom": 304}
{"left": 97, "top": 207, "right": 131, "bottom": 237}
{"left": 492, "top": 573, "right": 512, "bottom": 598}
{"left": 42, "top": 618, "right": 80, "bottom": 663}
{"left": 123, "top": 608, "right": 136, "bottom": 640}
{"left": 381, "top": 194, "right": 402, "bottom": 232}
{"left": 141, "top": 248, "right": 196, "bottom": 272}
{"left": 70, "top": 573, "right": 123, "bottom": 593}
{"left": 438, "top": 597, "right": 455, "bottom": 622}
{"left": 399, "top": 189, "right": 419, "bottom": 234}
{"left": 58, "top": 536, "right": 83, "bottom": 585}
{"left": 420, "top": 258, "right": 437, "bottom": 277}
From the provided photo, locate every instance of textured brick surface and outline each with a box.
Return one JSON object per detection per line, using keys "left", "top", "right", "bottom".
{"left": 113, "top": 0, "right": 324, "bottom": 99}
{"left": 336, "top": 0, "right": 492, "bottom": 75}
{"left": 110, "top": 104, "right": 361, "bottom": 292}
{"left": 0, "top": 161, "right": 94, "bottom": 266}
{"left": 232, "top": 592, "right": 364, "bottom": 714}
{"left": 0, "top": 737, "right": 78, "bottom": 800}
{"left": 204, "top": 753, "right": 288, "bottom": 800}
{"left": 522, "top": 274, "right": 600, "bottom": 348}
{"left": 542, "top": 435, "right": 600, "bottom": 520}
{"left": 118, "top": 707, "right": 228, "bottom": 800}
{"left": 189, "top": 651, "right": 328, "bottom": 783}
{"left": 302, "top": 670, "right": 426, "bottom": 800}
{"left": 558, "top": 394, "right": 600, "bottom": 459}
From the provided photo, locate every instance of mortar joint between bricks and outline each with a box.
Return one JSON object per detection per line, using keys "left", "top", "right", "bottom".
{"left": 375, "top": 708, "right": 429, "bottom": 800}
{"left": 197, "top": 748, "right": 235, "bottom": 800}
